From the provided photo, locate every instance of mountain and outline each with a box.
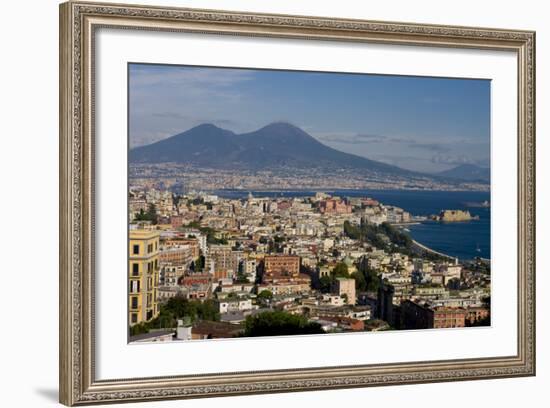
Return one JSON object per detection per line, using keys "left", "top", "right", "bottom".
{"left": 436, "top": 164, "right": 490, "bottom": 182}
{"left": 129, "top": 124, "right": 239, "bottom": 167}
{"left": 130, "top": 122, "right": 417, "bottom": 177}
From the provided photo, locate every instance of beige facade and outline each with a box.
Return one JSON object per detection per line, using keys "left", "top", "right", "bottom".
{"left": 334, "top": 278, "right": 356, "bottom": 305}
{"left": 129, "top": 230, "right": 160, "bottom": 326}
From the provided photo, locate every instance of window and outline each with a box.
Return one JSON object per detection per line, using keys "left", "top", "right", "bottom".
{"left": 131, "top": 296, "right": 138, "bottom": 309}
{"left": 132, "top": 244, "right": 139, "bottom": 255}
{"left": 130, "top": 280, "right": 140, "bottom": 294}
{"left": 148, "top": 244, "right": 153, "bottom": 253}
{"left": 131, "top": 313, "right": 138, "bottom": 324}
{"left": 132, "top": 263, "right": 139, "bottom": 276}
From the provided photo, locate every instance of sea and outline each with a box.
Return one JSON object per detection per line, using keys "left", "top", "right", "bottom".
{"left": 213, "top": 189, "right": 491, "bottom": 261}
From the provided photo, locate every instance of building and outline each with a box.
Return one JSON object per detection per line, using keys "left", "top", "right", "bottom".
{"left": 315, "top": 316, "right": 364, "bottom": 331}
{"left": 129, "top": 330, "right": 174, "bottom": 343}
{"left": 436, "top": 209, "right": 477, "bottom": 222}
{"left": 334, "top": 277, "right": 356, "bottom": 305}
{"left": 170, "top": 215, "right": 185, "bottom": 229}
{"left": 257, "top": 280, "right": 311, "bottom": 295}
{"left": 159, "top": 245, "right": 193, "bottom": 266}
{"left": 318, "top": 198, "right": 352, "bottom": 214}
{"left": 206, "top": 245, "right": 241, "bottom": 280}
{"left": 401, "top": 300, "right": 467, "bottom": 330}
{"left": 179, "top": 274, "right": 212, "bottom": 300}
{"left": 129, "top": 230, "right": 161, "bottom": 326}
{"left": 160, "top": 264, "right": 185, "bottom": 286}
{"left": 240, "top": 258, "right": 258, "bottom": 282}
{"left": 191, "top": 321, "right": 244, "bottom": 340}
{"left": 216, "top": 298, "right": 254, "bottom": 314}
{"left": 466, "top": 306, "right": 490, "bottom": 325}
{"left": 377, "top": 281, "right": 395, "bottom": 325}
{"left": 263, "top": 255, "right": 301, "bottom": 282}
{"left": 163, "top": 237, "right": 201, "bottom": 258}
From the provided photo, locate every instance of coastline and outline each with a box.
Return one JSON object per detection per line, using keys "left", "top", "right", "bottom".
{"left": 411, "top": 239, "right": 458, "bottom": 262}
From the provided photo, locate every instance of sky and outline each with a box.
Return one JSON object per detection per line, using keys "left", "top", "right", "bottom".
{"left": 129, "top": 63, "right": 490, "bottom": 173}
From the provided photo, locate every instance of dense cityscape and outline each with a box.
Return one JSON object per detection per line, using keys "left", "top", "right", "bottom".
{"left": 129, "top": 162, "right": 490, "bottom": 192}
{"left": 128, "top": 182, "right": 491, "bottom": 343}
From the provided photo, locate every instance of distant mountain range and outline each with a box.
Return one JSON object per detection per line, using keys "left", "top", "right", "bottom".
{"left": 130, "top": 122, "right": 419, "bottom": 175}
{"left": 129, "top": 122, "right": 488, "bottom": 185}
{"left": 436, "top": 164, "right": 490, "bottom": 183}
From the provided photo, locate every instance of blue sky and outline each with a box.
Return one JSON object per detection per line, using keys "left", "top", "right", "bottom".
{"left": 129, "top": 63, "right": 490, "bottom": 173}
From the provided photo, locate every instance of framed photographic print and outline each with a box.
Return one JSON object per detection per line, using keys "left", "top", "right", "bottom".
{"left": 59, "top": 1, "right": 536, "bottom": 405}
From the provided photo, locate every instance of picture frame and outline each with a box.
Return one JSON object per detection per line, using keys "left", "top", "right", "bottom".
{"left": 59, "top": 1, "right": 536, "bottom": 405}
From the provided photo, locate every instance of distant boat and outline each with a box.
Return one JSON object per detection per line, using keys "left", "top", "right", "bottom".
{"left": 476, "top": 243, "right": 482, "bottom": 253}
{"left": 464, "top": 200, "right": 490, "bottom": 208}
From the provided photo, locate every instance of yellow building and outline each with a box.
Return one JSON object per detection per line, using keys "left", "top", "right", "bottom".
{"left": 129, "top": 230, "right": 160, "bottom": 326}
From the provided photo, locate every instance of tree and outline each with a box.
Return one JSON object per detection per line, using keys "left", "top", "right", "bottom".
{"left": 319, "top": 275, "right": 332, "bottom": 293}
{"left": 182, "top": 220, "right": 201, "bottom": 229}
{"left": 353, "top": 259, "right": 381, "bottom": 294}
{"left": 160, "top": 296, "right": 220, "bottom": 325}
{"left": 234, "top": 271, "right": 250, "bottom": 284}
{"left": 472, "top": 295, "right": 491, "bottom": 327}
{"left": 351, "top": 271, "right": 367, "bottom": 291}
{"left": 129, "top": 322, "right": 149, "bottom": 336}
{"left": 134, "top": 203, "right": 158, "bottom": 224}
{"left": 244, "top": 311, "right": 324, "bottom": 337}
{"left": 257, "top": 289, "right": 273, "bottom": 300}
{"left": 192, "top": 256, "right": 204, "bottom": 272}
{"left": 332, "top": 262, "right": 349, "bottom": 278}
{"left": 145, "top": 203, "right": 158, "bottom": 224}
{"left": 344, "top": 220, "right": 414, "bottom": 253}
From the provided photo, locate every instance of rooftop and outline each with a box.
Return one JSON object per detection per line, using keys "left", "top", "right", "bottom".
{"left": 129, "top": 330, "right": 174, "bottom": 342}
{"left": 130, "top": 229, "right": 160, "bottom": 239}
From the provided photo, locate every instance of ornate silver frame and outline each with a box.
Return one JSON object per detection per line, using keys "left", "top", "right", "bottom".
{"left": 59, "top": 1, "right": 536, "bottom": 405}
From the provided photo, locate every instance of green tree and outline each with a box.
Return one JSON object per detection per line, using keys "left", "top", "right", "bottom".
{"left": 129, "top": 322, "right": 149, "bottom": 336}
{"left": 332, "top": 262, "right": 349, "bottom": 278}
{"left": 192, "top": 256, "right": 204, "bottom": 272}
{"left": 319, "top": 275, "right": 333, "bottom": 293}
{"left": 351, "top": 271, "right": 367, "bottom": 291}
{"left": 356, "top": 264, "right": 380, "bottom": 292}
{"left": 244, "top": 311, "right": 324, "bottom": 337}
{"left": 134, "top": 203, "right": 158, "bottom": 224}
{"left": 257, "top": 289, "right": 273, "bottom": 300}
{"left": 344, "top": 221, "right": 413, "bottom": 252}
{"left": 234, "top": 271, "right": 250, "bottom": 283}
{"left": 160, "top": 295, "right": 220, "bottom": 324}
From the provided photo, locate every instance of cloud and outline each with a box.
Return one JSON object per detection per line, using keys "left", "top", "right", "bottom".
{"left": 430, "top": 154, "right": 489, "bottom": 167}
{"left": 129, "top": 64, "right": 259, "bottom": 146}
{"left": 408, "top": 142, "right": 451, "bottom": 153}
{"left": 318, "top": 133, "right": 388, "bottom": 144}
{"left": 130, "top": 65, "right": 255, "bottom": 89}
{"left": 316, "top": 133, "right": 451, "bottom": 154}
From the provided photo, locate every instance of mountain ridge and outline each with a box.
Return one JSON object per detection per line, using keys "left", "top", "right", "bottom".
{"left": 130, "top": 122, "right": 423, "bottom": 178}
{"left": 436, "top": 163, "right": 490, "bottom": 183}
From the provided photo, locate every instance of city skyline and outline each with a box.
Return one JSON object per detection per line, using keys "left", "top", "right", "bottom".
{"left": 129, "top": 63, "right": 491, "bottom": 173}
